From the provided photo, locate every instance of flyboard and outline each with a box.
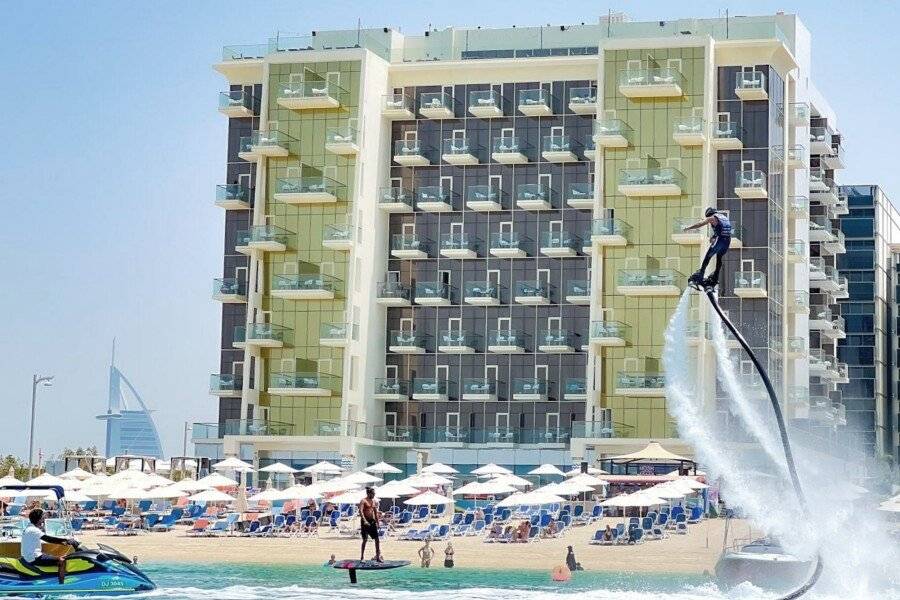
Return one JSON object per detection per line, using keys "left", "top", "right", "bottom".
{"left": 689, "top": 278, "right": 823, "bottom": 600}
{"left": 333, "top": 559, "right": 410, "bottom": 584}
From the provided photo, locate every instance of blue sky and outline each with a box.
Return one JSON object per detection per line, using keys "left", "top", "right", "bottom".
{"left": 1, "top": 1, "right": 896, "bottom": 460}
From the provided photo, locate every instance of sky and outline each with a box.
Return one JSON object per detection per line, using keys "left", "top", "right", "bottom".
{"left": 1, "top": 0, "right": 897, "bottom": 461}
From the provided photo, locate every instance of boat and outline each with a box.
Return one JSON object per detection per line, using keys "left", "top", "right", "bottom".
{"left": 715, "top": 537, "right": 814, "bottom": 592}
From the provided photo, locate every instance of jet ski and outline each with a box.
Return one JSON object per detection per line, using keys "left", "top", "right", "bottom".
{"left": 0, "top": 542, "right": 155, "bottom": 596}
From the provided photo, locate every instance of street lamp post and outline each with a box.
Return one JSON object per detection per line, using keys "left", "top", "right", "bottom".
{"left": 28, "top": 374, "right": 54, "bottom": 478}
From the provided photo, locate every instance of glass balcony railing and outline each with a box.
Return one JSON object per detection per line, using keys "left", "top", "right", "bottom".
{"left": 672, "top": 116, "right": 705, "bottom": 142}
{"left": 542, "top": 135, "right": 573, "bottom": 154}
{"left": 277, "top": 81, "right": 341, "bottom": 105}
{"left": 712, "top": 120, "right": 742, "bottom": 145}
{"left": 272, "top": 273, "right": 340, "bottom": 295}
{"left": 224, "top": 419, "right": 293, "bottom": 437}
{"left": 789, "top": 196, "right": 809, "bottom": 218}
{"left": 735, "top": 71, "right": 765, "bottom": 95}
{"left": 515, "top": 280, "right": 554, "bottom": 302}
{"left": 213, "top": 277, "right": 246, "bottom": 298}
{"left": 464, "top": 280, "right": 502, "bottom": 302}
{"left": 442, "top": 137, "right": 479, "bottom": 160}
{"left": 468, "top": 89, "right": 501, "bottom": 115}
{"left": 786, "top": 337, "right": 806, "bottom": 355}
{"left": 461, "top": 378, "right": 499, "bottom": 398}
{"left": 376, "top": 280, "right": 411, "bottom": 302}
{"left": 319, "top": 322, "right": 347, "bottom": 343}
{"left": 538, "top": 329, "right": 576, "bottom": 348}
{"left": 415, "top": 281, "right": 453, "bottom": 302}
{"left": 618, "top": 68, "right": 684, "bottom": 95}
{"left": 323, "top": 223, "right": 352, "bottom": 245}
{"left": 789, "top": 102, "right": 810, "bottom": 125}
{"left": 787, "top": 239, "right": 806, "bottom": 261}
{"left": 512, "top": 378, "right": 549, "bottom": 398}
{"left": 382, "top": 93, "right": 414, "bottom": 116}
{"left": 594, "top": 118, "right": 632, "bottom": 146}
{"left": 487, "top": 330, "right": 529, "bottom": 350}
{"left": 564, "top": 378, "right": 587, "bottom": 397}
{"left": 466, "top": 184, "right": 504, "bottom": 208}
{"left": 489, "top": 232, "right": 526, "bottom": 253}
{"left": 269, "top": 372, "right": 338, "bottom": 392}
{"left": 516, "top": 182, "right": 551, "bottom": 203}
{"left": 379, "top": 186, "right": 415, "bottom": 210}
{"left": 787, "top": 145, "right": 805, "bottom": 165}
{"left": 568, "top": 86, "right": 596, "bottom": 110}
{"left": 393, "top": 140, "right": 430, "bottom": 165}
{"left": 238, "top": 130, "right": 295, "bottom": 157}
{"left": 791, "top": 290, "right": 810, "bottom": 311}
{"left": 413, "top": 378, "right": 455, "bottom": 397}
{"left": 672, "top": 217, "right": 702, "bottom": 237}
{"left": 391, "top": 233, "right": 430, "bottom": 255}
{"left": 192, "top": 422, "right": 221, "bottom": 440}
{"left": 591, "top": 320, "right": 630, "bottom": 342}
{"left": 540, "top": 231, "right": 581, "bottom": 253}
{"left": 733, "top": 271, "right": 766, "bottom": 295}
{"left": 417, "top": 186, "right": 454, "bottom": 208}
{"left": 234, "top": 323, "right": 291, "bottom": 346}
{"left": 491, "top": 135, "right": 526, "bottom": 157}
{"left": 616, "top": 270, "right": 681, "bottom": 289}
{"left": 517, "top": 88, "right": 551, "bottom": 113}
{"left": 274, "top": 176, "right": 343, "bottom": 200}
{"left": 216, "top": 184, "right": 251, "bottom": 207}
{"left": 325, "top": 126, "right": 358, "bottom": 148}
{"left": 438, "top": 330, "right": 481, "bottom": 351}
{"left": 236, "top": 225, "right": 292, "bottom": 248}
{"left": 618, "top": 168, "right": 684, "bottom": 190}
{"left": 210, "top": 373, "right": 242, "bottom": 394}
{"left": 419, "top": 91, "right": 454, "bottom": 116}
{"left": 374, "top": 378, "right": 411, "bottom": 398}
{"left": 566, "top": 182, "right": 594, "bottom": 203}
{"left": 810, "top": 126, "right": 834, "bottom": 152}
{"left": 615, "top": 372, "right": 665, "bottom": 391}
{"left": 440, "top": 233, "right": 479, "bottom": 254}
{"left": 591, "top": 218, "right": 632, "bottom": 241}
{"left": 388, "top": 330, "right": 430, "bottom": 351}
{"left": 218, "top": 90, "right": 254, "bottom": 114}
{"left": 565, "top": 279, "right": 590, "bottom": 299}
{"left": 735, "top": 170, "right": 767, "bottom": 196}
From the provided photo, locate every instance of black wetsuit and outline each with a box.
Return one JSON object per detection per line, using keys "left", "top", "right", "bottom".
{"left": 698, "top": 213, "right": 732, "bottom": 284}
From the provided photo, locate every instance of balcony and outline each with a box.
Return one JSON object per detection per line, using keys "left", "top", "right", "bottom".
{"left": 565, "top": 279, "right": 590, "bottom": 304}
{"left": 213, "top": 277, "right": 247, "bottom": 303}
{"left": 223, "top": 419, "right": 293, "bottom": 437}
{"left": 809, "top": 217, "right": 836, "bottom": 243}
{"left": 618, "top": 67, "right": 684, "bottom": 97}
{"left": 324, "top": 126, "right": 358, "bottom": 155}
{"left": 238, "top": 130, "right": 293, "bottom": 161}
{"left": 388, "top": 330, "right": 429, "bottom": 354}
{"left": 268, "top": 372, "right": 336, "bottom": 397}
{"left": 672, "top": 116, "right": 705, "bottom": 146}
{"left": 809, "top": 307, "right": 834, "bottom": 331}
{"left": 735, "top": 71, "right": 767, "bottom": 100}
{"left": 271, "top": 273, "right": 339, "bottom": 300}
{"left": 785, "top": 145, "right": 806, "bottom": 169}
{"left": 809, "top": 350, "right": 836, "bottom": 378}
{"left": 733, "top": 271, "right": 767, "bottom": 298}
{"left": 379, "top": 187, "right": 415, "bottom": 212}
{"left": 834, "top": 276, "right": 849, "bottom": 300}
{"left": 809, "top": 126, "right": 834, "bottom": 155}
{"left": 823, "top": 143, "right": 845, "bottom": 170}
{"left": 218, "top": 90, "right": 254, "bottom": 117}
{"left": 540, "top": 231, "right": 581, "bottom": 257}
{"left": 615, "top": 372, "right": 666, "bottom": 397}
{"left": 464, "top": 280, "right": 501, "bottom": 305}
{"left": 468, "top": 90, "right": 502, "bottom": 118}
{"left": 515, "top": 183, "right": 553, "bottom": 210}
{"left": 810, "top": 172, "right": 839, "bottom": 205}
{"left": 595, "top": 118, "right": 632, "bottom": 149}
{"left": 235, "top": 225, "right": 291, "bottom": 254}
{"left": 466, "top": 184, "right": 504, "bottom": 211}
{"left": 615, "top": 270, "right": 682, "bottom": 296}
{"left": 514, "top": 280, "right": 553, "bottom": 305}
{"left": 276, "top": 81, "right": 341, "bottom": 109}
{"left": 440, "top": 233, "right": 479, "bottom": 259}
{"left": 373, "top": 378, "right": 411, "bottom": 401}
{"left": 735, "top": 170, "right": 767, "bottom": 199}
{"left": 789, "top": 196, "right": 809, "bottom": 219}
{"left": 825, "top": 315, "right": 846, "bottom": 340}
{"left": 565, "top": 182, "right": 596, "bottom": 209}
{"left": 233, "top": 323, "right": 290, "bottom": 349}
{"left": 462, "top": 378, "right": 499, "bottom": 401}
{"left": 489, "top": 232, "right": 528, "bottom": 258}
{"left": 210, "top": 374, "right": 242, "bottom": 396}
{"left": 671, "top": 217, "right": 704, "bottom": 244}
{"left": 685, "top": 322, "right": 710, "bottom": 346}
{"left": 564, "top": 378, "right": 588, "bottom": 400}
{"left": 538, "top": 330, "right": 577, "bottom": 353}
{"left": 438, "top": 331, "right": 480, "bottom": 353}
{"left": 419, "top": 91, "right": 454, "bottom": 119}
{"left": 784, "top": 337, "right": 807, "bottom": 359}
{"left": 376, "top": 281, "right": 411, "bottom": 306}
{"left": 618, "top": 168, "right": 683, "bottom": 197}
{"left": 442, "top": 137, "right": 479, "bottom": 165}
{"left": 487, "top": 330, "right": 528, "bottom": 353}
{"left": 417, "top": 186, "right": 455, "bottom": 212}
{"left": 319, "top": 322, "right": 348, "bottom": 347}
{"left": 822, "top": 229, "right": 846, "bottom": 255}
{"left": 517, "top": 88, "right": 552, "bottom": 116}
{"left": 789, "top": 102, "right": 810, "bottom": 126}
{"left": 711, "top": 120, "right": 742, "bottom": 150}
{"left": 787, "top": 239, "right": 806, "bottom": 263}
{"left": 809, "top": 397, "right": 835, "bottom": 423}
{"left": 491, "top": 136, "right": 528, "bottom": 164}
{"left": 273, "top": 176, "right": 342, "bottom": 204}
{"left": 393, "top": 140, "right": 430, "bottom": 166}
{"left": 412, "top": 378, "right": 453, "bottom": 401}
{"left": 541, "top": 135, "right": 577, "bottom": 163}
{"left": 591, "top": 321, "right": 629, "bottom": 347}
{"left": 322, "top": 223, "right": 353, "bottom": 251}
{"left": 382, "top": 93, "right": 415, "bottom": 119}
{"left": 512, "top": 378, "right": 549, "bottom": 401}
{"left": 830, "top": 195, "right": 849, "bottom": 217}
{"left": 414, "top": 281, "right": 453, "bottom": 305}
{"left": 583, "top": 136, "right": 597, "bottom": 160}
{"left": 215, "top": 184, "right": 251, "bottom": 210}
{"left": 391, "top": 234, "right": 430, "bottom": 259}
{"left": 591, "top": 218, "right": 630, "bottom": 247}
{"left": 192, "top": 422, "right": 220, "bottom": 440}
{"left": 834, "top": 363, "right": 849, "bottom": 385}
{"left": 568, "top": 86, "right": 597, "bottom": 114}
{"left": 790, "top": 290, "right": 810, "bottom": 314}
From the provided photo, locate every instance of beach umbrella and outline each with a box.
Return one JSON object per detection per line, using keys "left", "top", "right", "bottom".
{"left": 374, "top": 481, "right": 420, "bottom": 498}
{"left": 329, "top": 489, "right": 367, "bottom": 505}
{"left": 471, "top": 463, "right": 511, "bottom": 477}
{"left": 452, "top": 480, "right": 517, "bottom": 496}
{"left": 61, "top": 490, "right": 93, "bottom": 503}
{"left": 564, "top": 466, "right": 608, "bottom": 476}
{"left": 365, "top": 461, "right": 403, "bottom": 475}
{"left": 147, "top": 486, "right": 188, "bottom": 499}
{"left": 0, "top": 474, "right": 25, "bottom": 486}
{"left": 26, "top": 473, "right": 65, "bottom": 487}
{"left": 110, "top": 487, "right": 153, "bottom": 500}
{"left": 421, "top": 463, "right": 458, "bottom": 475}
{"left": 404, "top": 491, "right": 454, "bottom": 506}
{"left": 173, "top": 478, "right": 209, "bottom": 492}
{"left": 601, "top": 492, "right": 666, "bottom": 508}
{"left": 189, "top": 489, "right": 235, "bottom": 503}
{"left": 301, "top": 461, "right": 344, "bottom": 475}
{"left": 277, "top": 485, "right": 322, "bottom": 502}
{"left": 248, "top": 488, "right": 285, "bottom": 503}
{"left": 567, "top": 473, "right": 609, "bottom": 487}
{"left": 542, "top": 481, "right": 594, "bottom": 496}
{"left": 648, "top": 485, "right": 686, "bottom": 500}
{"left": 487, "top": 473, "right": 532, "bottom": 488}
{"left": 306, "top": 478, "right": 359, "bottom": 495}
{"left": 60, "top": 467, "right": 93, "bottom": 480}
{"left": 497, "top": 490, "right": 566, "bottom": 508}
{"left": 0, "top": 488, "right": 59, "bottom": 498}
{"left": 260, "top": 462, "right": 297, "bottom": 474}
{"left": 196, "top": 473, "right": 239, "bottom": 488}
{"left": 143, "top": 474, "right": 175, "bottom": 487}
{"left": 404, "top": 473, "right": 453, "bottom": 488}
{"left": 676, "top": 477, "right": 709, "bottom": 490}
{"left": 213, "top": 457, "right": 255, "bottom": 472}
{"left": 528, "top": 464, "right": 566, "bottom": 477}
{"left": 342, "top": 471, "right": 383, "bottom": 485}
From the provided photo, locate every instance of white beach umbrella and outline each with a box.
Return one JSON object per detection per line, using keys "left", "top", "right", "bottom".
{"left": 196, "top": 473, "right": 239, "bottom": 488}
{"left": 107, "top": 469, "right": 149, "bottom": 484}
{"left": 61, "top": 490, "right": 93, "bottom": 503}
{"left": 189, "top": 489, "right": 235, "bottom": 503}
{"left": 26, "top": 473, "right": 65, "bottom": 487}
{"left": 248, "top": 488, "right": 286, "bottom": 503}
{"left": 260, "top": 462, "right": 297, "bottom": 474}
{"left": 213, "top": 457, "right": 255, "bottom": 472}
{"left": 0, "top": 475, "right": 25, "bottom": 487}
{"left": 0, "top": 488, "right": 59, "bottom": 498}
{"left": 404, "top": 473, "right": 453, "bottom": 488}
{"left": 301, "top": 461, "right": 344, "bottom": 475}
{"left": 173, "top": 478, "right": 210, "bottom": 492}
{"left": 307, "top": 478, "right": 359, "bottom": 495}
{"left": 497, "top": 490, "right": 566, "bottom": 508}
{"left": 567, "top": 473, "right": 609, "bottom": 487}
{"left": 471, "top": 463, "right": 512, "bottom": 477}
{"left": 648, "top": 485, "right": 687, "bottom": 500}
{"left": 421, "top": 463, "right": 458, "bottom": 475}
{"left": 143, "top": 474, "right": 175, "bottom": 487}
{"left": 487, "top": 473, "right": 532, "bottom": 488}
{"left": 60, "top": 467, "right": 93, "bottom": 480}
{"left": 564, "top": 466, "right": 608, "bottom": 476}
{"left": 110, "top": 487, "right": 153, "bottom": 500}
{"left": 147, "top": 485, "right": 188, "bottom": 499}
{"left": 677, "top": 477, "right": 709, "bottom": 490}
{"left": 404, "top": 491, "right": 454, "bottom": 506}
{"left": 452, "top": 480, "right": 517, "bottom": 496}
{"left": 374, "top": 481, "right": 420, "bottom": 498}
{"left": 365, "top": 461, "right": 403, "bottom": 475}
{"left": 528, "top": 464, "right": 566, "bottom": 477}
{"left": 277, "top": 485, "right": 322, "bottom": 502}
{"left": 601, "top": 492, "right": 667, "bottom": 508}
{"left": 329, "top": 489, "right": 367, "bottom": 505}
{"left": 452, "top": 481, "right": 488, "bottom": 496}
{"left": 342, "top": 471, "right": 383, "bottom": 485}
{"left": 543, "top": 481, "right": 594, "bottom": 496}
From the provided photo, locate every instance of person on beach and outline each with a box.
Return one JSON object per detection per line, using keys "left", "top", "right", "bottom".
{"left": 358, "top": 487, "right": 382, "bottom": 563}
{"left": 21, "top": 508, "right": 80, "bottom": 584}
{"left": 565, "top": 546, "right": 583, "bottom": 571}
{"left": 487, "top": 521, "right": 502, "bottom": 540}
{"left": 684, "top": 207, "right": 733, "bottom": 289}
{"left": 603, "top": 524, "right": 615, "bottom": 542}
{"left": 324, "top": 554, "right": 336, "bottom": 567}
{"left": 443, "top": 541, "right": 455, "bottom": 568}
{"left": 418, "top": 539, "right": 435, "bottom": 568}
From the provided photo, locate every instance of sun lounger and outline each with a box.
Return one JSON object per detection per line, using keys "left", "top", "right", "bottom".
{"left": 675, "top": 514, "right": 688, "bottom": 533}
{"left": 186, "top": 518, "right": 211, "bottom": 536}
{"left": 687, "top": 506, "right": 703, "bottom": 524}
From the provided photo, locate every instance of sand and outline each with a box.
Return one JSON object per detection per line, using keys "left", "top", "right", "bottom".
{"left": 77, "top": 517, "right": 738, "bottom": 574}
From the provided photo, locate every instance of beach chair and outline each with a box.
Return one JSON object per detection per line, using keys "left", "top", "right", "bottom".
{"left": 628, "top": 528, "right": 644, "bottom": 544}
{"left": 572, "top": 505, "right": 584, "bottom": 520}
{"left": 589, "top": 529, "right": 605, "bottom": 545}
{"left": 433, "top": 504, "right": 447, "bottom": 517}
{"left": 253, "top": 523, "right": 272, "bottom": 537}
{"left": 675, "top": 514, "right": 688, "bottom": 534}
{"left": 396, "top": 511, "right": 412, "bottom": 527}
{"left": 652, "top": 522, "right": 668, "bottom": 540}
{"left": 144, "top": 514, "right": 159, "bottom": 529}
{"left": 271, "top": 515, "right": 286, "bottom": 535}
{"left": 207, "top": 520, "right": 230, "bottom": 536}
{"left": 242, "top": 521, "right": 260, "bottom": 536}
{"left": 530, "top": 515, "right": 541, "bottom": 528}
{"left": 468, "top": 520, "right": 485, "bottom": 536}
{"left": 187, "top": 518, "right": 211, "bottom": 536}
{"left": 525, "top": 527, "right": 540, "bottom": 543}
{"left": 687, "top": 506, "right": 703, "bottom": 524}
{"left": 656, "top": 513, "right": 669, "bottom": 529}
{"left": 137, "top": 500, "right": 152, "bottom": 513}
{"left": 484, "top": 514, "right": 494, "bottom": 526}
{"left": 151, "top": 512, "right": 178, "bottom": 532}
{"left": 451, "top": 524, "right": 470, "bottom": 537}
{"left": 462, "top": 512, "right": 475, "bottom": 526}
{"left": 671, "top": 506, "right": 685, "bottom": 520}
{"left": 614, "top": 523, "right": 627, "bottom": 544}
{"left": 328, "top": 512, "right": 340, "bottom": 530}
{"left": 641, "top": 517, "right": 654, "bottom": 537}
{"left": 451, "top": 513, "right": 463, "bottom": 526}
{"left": 587, "top": 505, "right": 602, "bottom": 523}
{"left": 433, "top": 525, "right": 450, "bottom": 540}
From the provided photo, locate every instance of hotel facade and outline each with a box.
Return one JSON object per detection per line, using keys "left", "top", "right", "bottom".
{"left": 195, "top": 13, "right": 857, "bottom": 477}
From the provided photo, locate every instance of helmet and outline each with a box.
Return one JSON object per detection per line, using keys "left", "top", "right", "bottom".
{"left": 704, "top": 207, "right": 716, "bottom": 217}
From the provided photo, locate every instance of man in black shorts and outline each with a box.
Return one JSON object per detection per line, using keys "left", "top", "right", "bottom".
{"left": 358, "top": 487, "right": 382, "bottom": 562}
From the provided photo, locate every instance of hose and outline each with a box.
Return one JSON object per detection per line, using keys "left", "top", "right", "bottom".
{"left": 704, "top": 288, "right": 823, "bottom": 599}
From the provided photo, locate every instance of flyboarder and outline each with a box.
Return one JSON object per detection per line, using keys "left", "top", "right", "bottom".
{"left": 685, "top": 207, "right": 732, "bottom": 289}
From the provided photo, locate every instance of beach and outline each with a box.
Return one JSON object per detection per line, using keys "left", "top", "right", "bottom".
{"left": 77, "top": 516, "right": 734, "bottom": 574}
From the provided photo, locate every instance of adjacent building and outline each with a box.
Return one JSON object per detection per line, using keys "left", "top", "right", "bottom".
{"left": 195, "top": 13, "right": 857, "bottom": 476}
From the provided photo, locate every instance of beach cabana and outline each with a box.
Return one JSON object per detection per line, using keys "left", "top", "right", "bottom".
{"left": 365, "top": 461, "right": 403, "bottom": 475}
{"left": 421, "top": 463, "right": 458, "bottom": 475}
{"left": 605, "top": 442, "right": 696, "bottom": 475}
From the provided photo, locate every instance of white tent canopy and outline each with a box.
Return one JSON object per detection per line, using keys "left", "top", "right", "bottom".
{"left": 528, "top": 464, "right": 566, "bottom": 477}
{"left": 260, "top": 462, "right": 298, "bottom": 474}
{"left": 471, "top": 463, "right": 512, "bottom": 477}
{"left": 213, "top": 457, "right": 255, "bottom": 472}
{"left": 404, "top": 491, "right": 454, "bottom": 506}
{"left": 421, "top": 463, "right": 458, "bottom": 475}
{"left": 364, "top": 461, "right": 403, "bottom": 475}
{"left": 609, "top": 442, "right": 692, "bottom": 463}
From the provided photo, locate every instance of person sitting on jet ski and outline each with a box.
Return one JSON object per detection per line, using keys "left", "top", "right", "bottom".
{"left": 21, "top": 508, "right": 80, "bottom": 584}
{"left": 684, "top": 207, "right": 732, "bottom": 288}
